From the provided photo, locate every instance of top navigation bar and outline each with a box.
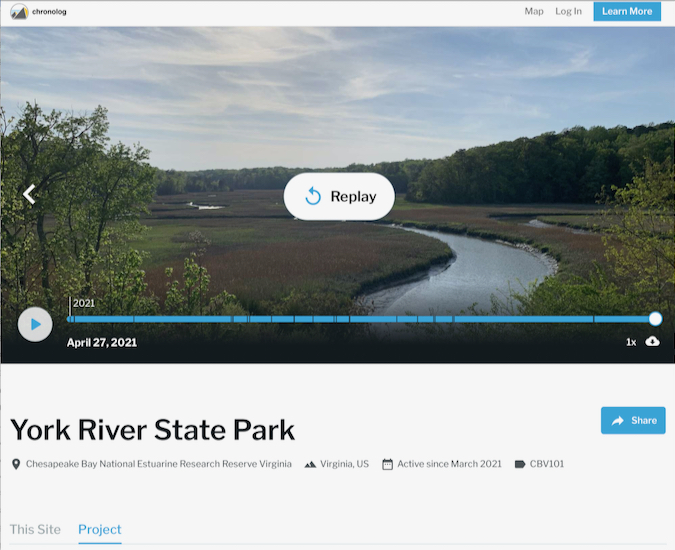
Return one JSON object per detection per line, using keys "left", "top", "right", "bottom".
{"left": 3, "top": 1, "right": 674, "bottom": 26}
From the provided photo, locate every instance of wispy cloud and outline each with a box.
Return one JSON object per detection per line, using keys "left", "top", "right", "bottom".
{"left": 1, "top": 27, "right": 673, "bottom": 169}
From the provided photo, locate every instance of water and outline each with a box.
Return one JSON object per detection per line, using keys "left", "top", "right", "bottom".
{"left": 524, "top": 218, "right": 591, "bottom": 235}
{"left": 364, "top": 226, "right": 556, "bottom": 316}
{"left": 526, "top": 219, "right": 555, "bottom": 229}
{"left": 187, "top": 201, "right": 223, "bottom": 210}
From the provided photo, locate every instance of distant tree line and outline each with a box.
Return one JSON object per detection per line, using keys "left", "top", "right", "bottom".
{"left": 407, "top": 123, "right": 674, "bottom": 204}
{"left": 155, "top": 159, "right": 431, "bottom": 196}
{"left": 156, "top": 123, "right": 674, "bottom": 204}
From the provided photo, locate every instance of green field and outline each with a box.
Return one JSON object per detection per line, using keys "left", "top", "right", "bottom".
{"left": 135, "top": 191, "right": 612, "bottom": 310}
{"left": 136, "top": 191, "right": 453, "bottom": 308}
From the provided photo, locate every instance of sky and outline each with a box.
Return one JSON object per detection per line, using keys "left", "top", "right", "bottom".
{"left": 1, "top": 27, "right": 674, "bottom": 170}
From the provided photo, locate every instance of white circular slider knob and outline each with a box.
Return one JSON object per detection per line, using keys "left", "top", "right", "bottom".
{"left": 648, "top": 311, "right": 662, "bottom": 327}
{"left": 284, "top": 173, "right": 395, "bottom": 221}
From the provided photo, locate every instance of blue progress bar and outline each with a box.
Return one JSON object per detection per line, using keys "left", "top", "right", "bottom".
{"left": 594, "top": 315, "right": 650, "bottom": 323}
{"left": 67, "top": 314, "right": 658, "bottom": 325}
{"left": 455, "top": 315, "right": 594, "bottom": 323}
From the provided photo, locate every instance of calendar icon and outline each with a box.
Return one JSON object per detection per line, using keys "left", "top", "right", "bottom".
{"left": 382, "top": 459, "right": 393, "bottom": 470}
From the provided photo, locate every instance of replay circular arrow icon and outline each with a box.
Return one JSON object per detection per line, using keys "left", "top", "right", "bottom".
{"left": 305, "top": 187, "right": 321, "bottom": 205}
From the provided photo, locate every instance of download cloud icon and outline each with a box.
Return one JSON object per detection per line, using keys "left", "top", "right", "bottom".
{"left": 645, "top": 336, "right": 660, "bottom": 347}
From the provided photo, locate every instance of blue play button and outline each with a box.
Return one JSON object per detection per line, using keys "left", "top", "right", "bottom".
{"left": 18, "top": 307, "right": 53, "bottom": 342}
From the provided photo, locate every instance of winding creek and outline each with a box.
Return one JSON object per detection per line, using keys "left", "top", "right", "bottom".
{"left": 364, "top": 226, "right": 557, "bottom": 316}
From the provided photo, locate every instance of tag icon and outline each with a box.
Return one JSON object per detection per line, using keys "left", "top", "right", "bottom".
{"left": 382, "top": 458, "right": 393, "bottom": 471}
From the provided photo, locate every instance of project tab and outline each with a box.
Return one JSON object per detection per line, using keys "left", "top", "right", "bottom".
{"left": 594, "top": 2, "right": 661, "bottom": 21}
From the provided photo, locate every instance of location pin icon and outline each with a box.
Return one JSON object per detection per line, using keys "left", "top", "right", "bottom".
{"left": 13, "top": 459, "right": 20, "bottom": 470}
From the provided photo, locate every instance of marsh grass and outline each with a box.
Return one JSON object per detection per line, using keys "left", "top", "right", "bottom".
{"left": 137, "top": 192, "right": 452, "bottom": 307}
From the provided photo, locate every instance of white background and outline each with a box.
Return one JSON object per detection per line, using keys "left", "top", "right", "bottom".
{"left": 2, "top": 363, "right": 674, "bottom": 549}
{"left": 2, "top": 1, "right": 674, "bottom": 27}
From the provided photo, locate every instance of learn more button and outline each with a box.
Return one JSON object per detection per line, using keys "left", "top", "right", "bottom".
{"left": 594, "top": 2, "right": 661, "bottom": 21}
{"left": 601, "top": 407, "right": 665, "bottom": 434}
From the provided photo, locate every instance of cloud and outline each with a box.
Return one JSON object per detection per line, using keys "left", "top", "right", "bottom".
{"left": 2, "top": 27, "right": 673, "bottom": 170}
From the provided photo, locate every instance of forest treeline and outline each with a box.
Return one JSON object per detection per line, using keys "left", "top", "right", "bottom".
{"left": 408, "top": 123, "right": 673, "bottom": 203}
{"left": 156, "top": 122, "right": 674, "bottom": 204}
{"left": 155, "top": 159, "right": 431, "bottom": 196}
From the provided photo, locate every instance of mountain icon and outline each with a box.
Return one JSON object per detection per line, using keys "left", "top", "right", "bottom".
{"left": 11, "top": 5, "right": 29, "bottom": 19}
{"left": 304, "top": 461, "right": 316, "bottom": 468}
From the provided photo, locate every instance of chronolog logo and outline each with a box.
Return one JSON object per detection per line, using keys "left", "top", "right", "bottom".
{"left": 11, "top": 4, "right": 29, "bottom": 19}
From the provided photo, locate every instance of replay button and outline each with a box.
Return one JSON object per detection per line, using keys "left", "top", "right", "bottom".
{"left": 284, "top": 173, "right": 395, "bottom": 221}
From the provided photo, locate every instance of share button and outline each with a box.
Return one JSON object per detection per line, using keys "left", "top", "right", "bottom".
{"left": 601, "top": 407, "right": 665, "bottom": 434}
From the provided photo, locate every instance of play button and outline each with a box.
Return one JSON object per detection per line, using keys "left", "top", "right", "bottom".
{"left": 18, "top": 307, "right": 53, "bottom": 342}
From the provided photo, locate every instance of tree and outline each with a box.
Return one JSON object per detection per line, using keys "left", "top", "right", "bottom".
{"left": 1, "top": 103, "right": 108, "bottom": 309}
{"left": 64, "top": 141, "right": 155, "bottom": 294}
{"left": 602, "top": 155, "right": 675, "bottom": 317}
{"left": 404, "top": 123, "right": 673, "bottom": 205}
{"left": 1, "top": 102, "right": 156, "bottom": 324}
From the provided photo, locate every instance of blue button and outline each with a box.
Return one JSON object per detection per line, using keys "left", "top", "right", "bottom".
{"left": 601, "top": 407, "right": 666, "bottom": 434}
{"left": 594, "top": 2, "right": 661, "bottom": 21}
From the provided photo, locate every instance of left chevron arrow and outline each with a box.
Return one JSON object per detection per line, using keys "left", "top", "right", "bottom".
{"left": 23, "top": 184, "right": 36, "bottom": 205}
